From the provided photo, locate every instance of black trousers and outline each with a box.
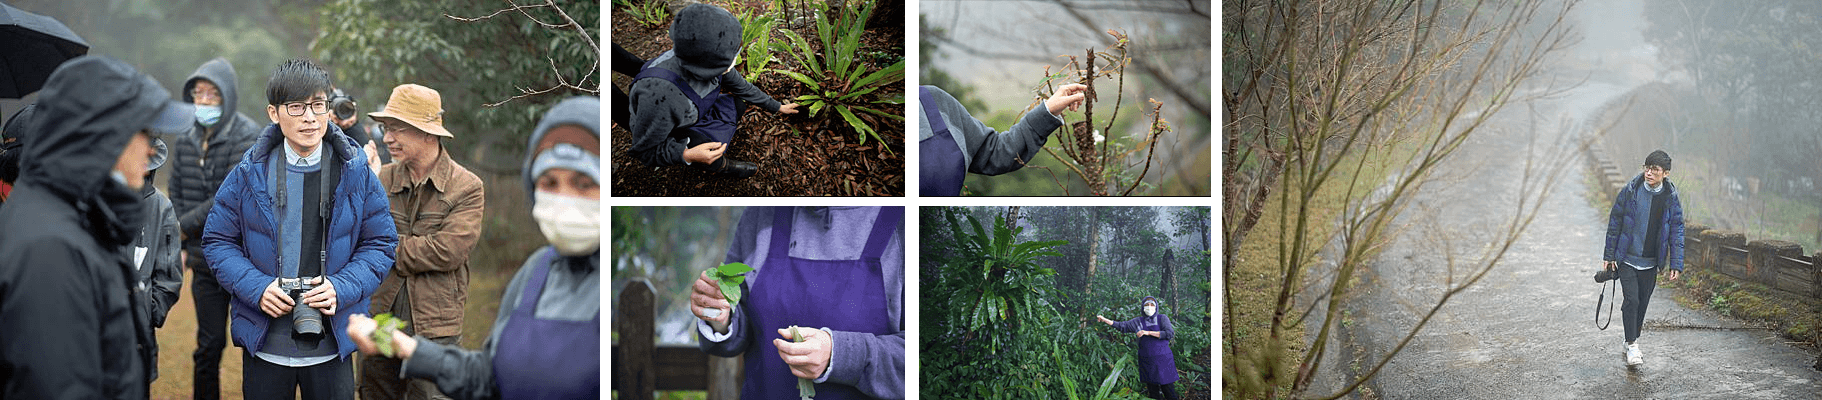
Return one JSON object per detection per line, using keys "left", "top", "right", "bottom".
{"left": 1618, "top": 264, "right": 1660, "bottom": 344}
{"left": 243, "top": 352, "right": 355, "bottom": 400}
{"left": 1144, "top": 382, "right": 1180, "bottom": 400}
{"left": 190, "top": 257, "right": 231, "bottom": 400}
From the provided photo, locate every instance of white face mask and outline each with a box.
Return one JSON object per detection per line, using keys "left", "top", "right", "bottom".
{"left": 531, "top": 191, "right": 600, "bottom": 256}
{"left": 1144, "top": 305, "right": 1156, "bottom": 316}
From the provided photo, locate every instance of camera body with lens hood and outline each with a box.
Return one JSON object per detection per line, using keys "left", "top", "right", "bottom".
{"left": 278, "top": 277, "right": 326, "bottom": 344}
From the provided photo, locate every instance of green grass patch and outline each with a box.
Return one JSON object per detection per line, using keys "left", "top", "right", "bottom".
{"left": 1225, "top": 137, "right": 1418, "bottom": 398}
{"left": 1670, "top": 268, "right": 1822, "bottom": 345}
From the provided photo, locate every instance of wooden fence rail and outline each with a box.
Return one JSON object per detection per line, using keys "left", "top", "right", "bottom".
{"left": 613, "top": 279, "right": 742, "bottom": 400}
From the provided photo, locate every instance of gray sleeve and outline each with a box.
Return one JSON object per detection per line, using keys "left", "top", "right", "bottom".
{"left": 1109, "top": 316, "right": 1143, "bottom": 333}
{"left": 1158, "top": 315, "right": 1175, "bottom": 340}
{"left": 399, "top": 253, "right": 540, "bottom": 400}
{"left": 402, "top": 338, "right": 498, "bottom": 400}
{"left": 721, "top": 72, "right": 783, "bottom": 113}
{"left": 928, "top": 86, "right": 1064, "bottom": 176}
{"left": 148, "top": 194, "right": 183, "bottom": 327}
{"left": 628, "top": 78, "right": 691, "bottom": 167}
{"left": 826, "top": 330, "right": 906, "bottom": 400}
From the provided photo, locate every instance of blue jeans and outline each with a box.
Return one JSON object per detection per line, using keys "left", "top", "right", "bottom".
{"left": 1618, "top": 264, "right": 1659, "bottom": 343}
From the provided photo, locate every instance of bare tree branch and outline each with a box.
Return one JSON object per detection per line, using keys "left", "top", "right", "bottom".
{"left": 447, "top": 0, "right": 600, "bottom": 107}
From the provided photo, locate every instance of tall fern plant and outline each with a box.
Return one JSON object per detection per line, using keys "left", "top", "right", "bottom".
{"left": 772, "top": 1, "right": 904, "bottom": 150}
{"left": 931, "top": 211, "right": 1068, "bottom": 354}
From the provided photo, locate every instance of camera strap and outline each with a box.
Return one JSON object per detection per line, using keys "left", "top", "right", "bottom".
{"left": 1594, "top": 278, "right": 1617, "bottom": 330}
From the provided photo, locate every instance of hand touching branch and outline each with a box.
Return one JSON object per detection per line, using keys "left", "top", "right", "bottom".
{"left": 1046, "top": 84, "right": 1089, "bottom": 115}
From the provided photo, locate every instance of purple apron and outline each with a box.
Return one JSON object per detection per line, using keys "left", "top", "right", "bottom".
{"left": 919, "top": 87, "right": 965, "bottom": 196}
{"left": 742, "top": 207, "right": 901, "bottom": 400}
{"left": 634, "top": 64, "right": 740, "bottom": 145}
{"left": 1136, "top": 316, "right": 1178, "bottom": 385}
{"left": 491, "top": 249, "right": 599, "bottom": 399}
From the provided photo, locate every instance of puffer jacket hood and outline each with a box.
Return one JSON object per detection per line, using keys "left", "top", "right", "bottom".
{"left": 184, "top": 57, "right": 241, "bottom": 132}
{"left": 0, "top": 103, "right": 38, "bottom": 183}
{"left": 670, "top": 4, "right": 743, "bottom": 80}
{"left": 522, "top": 96, "right": 600, "bottom": 205}
{"left": 24, "top": 56, "right": 188, "bottom": 206}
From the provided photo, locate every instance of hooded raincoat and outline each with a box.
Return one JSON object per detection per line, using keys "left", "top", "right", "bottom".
{"left": 0, "top": 55, "right": 190, "bottom": 399}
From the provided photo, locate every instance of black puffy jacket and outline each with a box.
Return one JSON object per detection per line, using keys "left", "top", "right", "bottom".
{"left": 169, "top": 58, "right": 259, "bottom": 265}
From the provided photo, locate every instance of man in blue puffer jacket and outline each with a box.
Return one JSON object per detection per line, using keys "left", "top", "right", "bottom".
{"left": 202, "top": 59, "right": 397, "bottom": 400}
{"left": 1601, "top": 149, "right": 1685, "bottom": 367}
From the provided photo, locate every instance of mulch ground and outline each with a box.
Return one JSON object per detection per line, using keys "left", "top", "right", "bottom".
{"left": 610, "top": 0, "right": 906, "bottom": 196}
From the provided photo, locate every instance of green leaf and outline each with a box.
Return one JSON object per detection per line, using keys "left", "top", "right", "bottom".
{"left": 717, "top": 280, "right": 743, "bottom": 307}
{"left": 852, "top": 60, "right": 905, "bottom": 89}
{"left": 772, "top": 69, "right": 824, "bottom": 92}
{"left": 856, "top": 106, "right": 904, "bottom": 119}
{"left": 715, "top": 262, "right": 755, "bottom": 276}
{"left": 863, "top": 93, "right": 900, "bottom": 105}
{"left": 787, "top": 325, "right": 816, "bottom": 399}
{"left": 836, "top": 105, "right": 874, "bottom": 146}
{"left": 371, "top": 313, "right": 409, "bottom": 358}
{"left": 835, "top": 86, "right": 882, "bottom": 102}
{"left": 1054, "top": 341, "right": 1081, "bottom": 400}
{"left": 707, "top": 262, "right": 753, "bottom": 306}
{"left": 1093, "top": 354, "right": 1133, "bottom": 400}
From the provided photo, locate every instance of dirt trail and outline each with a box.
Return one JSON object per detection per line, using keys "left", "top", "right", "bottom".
{"left": 1301, "top": 72, "right": 1822, "bottom": 400}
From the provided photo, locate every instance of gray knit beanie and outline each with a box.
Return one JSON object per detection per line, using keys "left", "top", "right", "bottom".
{"left": 670, "top": 4, "right": 742, "bottom": 80}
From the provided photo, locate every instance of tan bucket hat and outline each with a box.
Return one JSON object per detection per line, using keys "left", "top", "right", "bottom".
{"left": 368, "top": 84, "right": 453, "bottom": 138}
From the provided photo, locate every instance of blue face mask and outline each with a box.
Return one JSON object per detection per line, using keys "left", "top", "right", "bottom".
{"left": 194, "top": 104, "right": 222, "bottom": 126}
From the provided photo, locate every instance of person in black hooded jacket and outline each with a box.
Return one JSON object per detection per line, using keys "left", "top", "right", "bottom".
{"left": 0, "top": 103, "right": 39, "bottom": 208}
{"left": 0, "top": 55, "right": 194, "bottom": 399}
{"left": 133, "top": 135, "right": 185, "bottom": 385}
{"left": 170, "top": 57, "right": 261, "bottom": 400}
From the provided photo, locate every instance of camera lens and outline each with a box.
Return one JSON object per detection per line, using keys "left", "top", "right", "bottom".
{"left": 331, "top": 99, "right": 357, "bottom": 120}
{"left": 290, "top": 288, "right": 325, "bottom": 343}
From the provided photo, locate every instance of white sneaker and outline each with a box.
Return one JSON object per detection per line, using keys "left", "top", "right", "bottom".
{"left": 1625, "top": 343, "right": 1643, "bottom": 366}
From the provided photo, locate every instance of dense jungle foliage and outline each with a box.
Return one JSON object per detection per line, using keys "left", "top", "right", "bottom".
{"left": 921, "top": 206, "right": 1212, "bottom": 399}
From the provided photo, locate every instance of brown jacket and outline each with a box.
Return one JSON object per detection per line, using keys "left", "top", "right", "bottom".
{"left": 373, "top": 148, "right": 484, "bottom": 338}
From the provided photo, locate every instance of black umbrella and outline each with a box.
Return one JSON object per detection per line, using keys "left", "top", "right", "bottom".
{"left": 0, "top": 2, "right": 88, "bottom": 99}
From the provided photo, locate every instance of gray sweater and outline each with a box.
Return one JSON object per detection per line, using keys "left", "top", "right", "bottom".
{"left": 918, "top": 85, "right": 1065, "bottom": 176}
{"left": 628, "top": 51, "right": 784, "bottom": 167}
{"left": 401, "top": 248, "right": 599, "bottom": 400}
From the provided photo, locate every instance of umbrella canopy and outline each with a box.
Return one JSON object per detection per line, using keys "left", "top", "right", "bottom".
{"left": 0, "top": 2, "right": 88, "bottom": 99}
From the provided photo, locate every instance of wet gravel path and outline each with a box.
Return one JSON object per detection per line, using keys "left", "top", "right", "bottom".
{"left": 1303, "top": 80, "right": 1822, "bottom": 399}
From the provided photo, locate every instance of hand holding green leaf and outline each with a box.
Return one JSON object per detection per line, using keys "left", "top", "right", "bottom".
{"left": 703, "top": 262, "right": 754, "bottom": 318}
{"left": 370, "top": 313, "right": 408, "bottom": 358}
{"left": 791, "top": 325, "right": 816, "bottom": 400}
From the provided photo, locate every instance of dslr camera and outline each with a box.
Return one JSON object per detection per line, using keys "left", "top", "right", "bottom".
{"left": 1593, "top": 267, "right": 1618, "bottom": 283}
{"left": 328, "top": 88, "right": 359, "bottom": 121}
{"left": 277, "top": 277, "right": 326, "bottom": 344}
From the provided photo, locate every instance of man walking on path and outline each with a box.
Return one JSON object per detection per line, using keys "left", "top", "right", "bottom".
{"left": 1602, "top": 149, "right": 1686, "bottom": 366}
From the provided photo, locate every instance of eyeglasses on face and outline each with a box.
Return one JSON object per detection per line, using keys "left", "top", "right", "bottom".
{"left": 281, "top": 100, "right": 330, "bottom": 117}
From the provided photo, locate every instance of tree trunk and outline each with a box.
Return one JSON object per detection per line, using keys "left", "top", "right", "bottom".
{"left": 1075, "top": 208, "right": 1101, "bottom": 326}
{"left": 1162, "top": 249, "right": 1176, "bottom": 312}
